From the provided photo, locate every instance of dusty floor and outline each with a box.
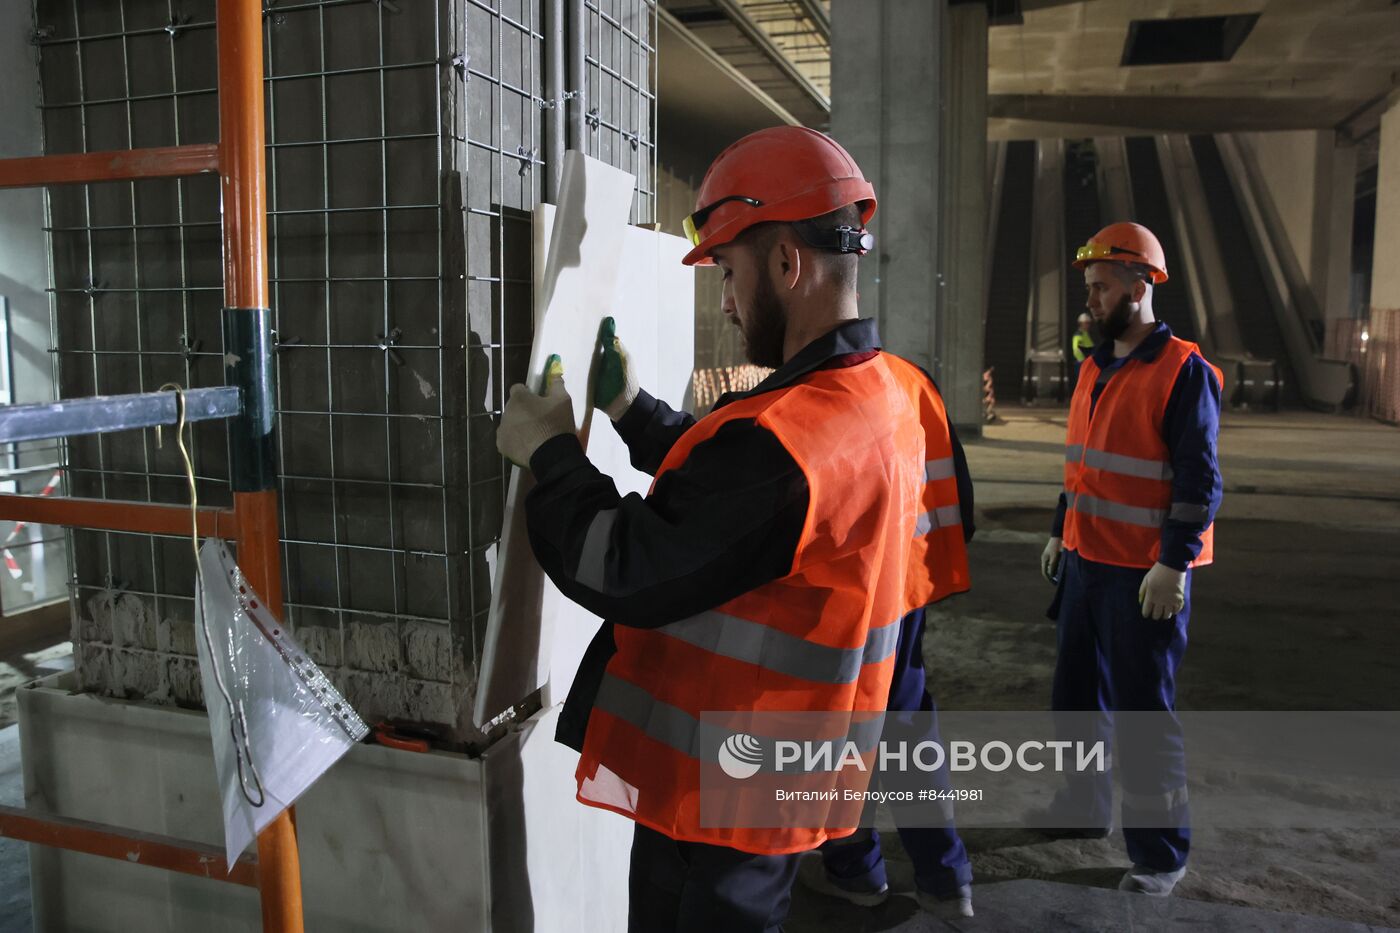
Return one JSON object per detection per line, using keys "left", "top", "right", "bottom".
{"left": 790, "top": 407, "right": 1400, "bottom": 929}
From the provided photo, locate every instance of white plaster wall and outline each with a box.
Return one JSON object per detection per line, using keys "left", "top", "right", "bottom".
{"left": 1370, "top": 98, "right": 1400, "bottom": 312}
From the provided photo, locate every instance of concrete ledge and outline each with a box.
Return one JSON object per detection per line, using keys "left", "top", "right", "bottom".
{"left": 16, "top": 673, "right": 631, "bottom": 932}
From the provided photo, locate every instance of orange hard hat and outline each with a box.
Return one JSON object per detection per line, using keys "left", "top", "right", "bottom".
{"left": 1072, "top": 222, "right": 1168, "bottom": 284}
{"left": 681, "top": 126, "right": 877, "bottom": 266}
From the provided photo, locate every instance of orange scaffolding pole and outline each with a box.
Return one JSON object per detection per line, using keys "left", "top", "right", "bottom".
{"left": 216, "top": 0, "right": 303, "bottom": 929}
{"left": 0, "top": 804, "right": 259, "bottom": 888}
{"left": 0, "top": 144, "right": 220, "bottom": 189}
{"left": 0, "top": 495, "right": 238, "bottom": 538}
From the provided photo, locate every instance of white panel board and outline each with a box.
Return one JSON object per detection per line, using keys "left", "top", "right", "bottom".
{"left": 541, "top": 224, "right": 694, "bottom": 708}
{"left": 474, "top": 151, "right": 695, "bottom": 727}
{"left": 485, "top": 704, "right": 632, "bottom": 933}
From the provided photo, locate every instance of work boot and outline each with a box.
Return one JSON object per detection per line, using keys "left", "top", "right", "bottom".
{"left": 1119, "top": 864, "right": 1186, "bottom": 896}
{"left": 796, "top": 854, "right": 889, "bottom": 907}
{"left": 916, "top": 884, "right": 974, "bottom": 919}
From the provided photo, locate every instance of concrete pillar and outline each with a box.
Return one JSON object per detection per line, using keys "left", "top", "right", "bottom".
{"left": 938, "top": 3, "right": 989, "bottom": 434}
{"left": 831, "top": 0, "right": 988, "bottom": 434}
{"left": 1369, "top": 95, "right": 1400, "bottom": 314}
{"left": 1320, "top": 136, "right": 1357, "bottom": 324}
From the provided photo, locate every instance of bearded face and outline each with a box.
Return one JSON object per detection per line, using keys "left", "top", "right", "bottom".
{"left": 1099, "top": 292, "right": 1135, "bottom": 342}
{"left": 738, "top": 267, "right": 787, "bottom": 368}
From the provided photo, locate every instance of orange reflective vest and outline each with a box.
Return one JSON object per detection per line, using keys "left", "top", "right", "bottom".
{"left": 1063, "top": 337, "right": 1222, "bottom": 569}
{"left": 884, "top": 355, "right": 971, "bottom": 608}
{"left": 573, "top": 352, "right": 965, "bottom": 855}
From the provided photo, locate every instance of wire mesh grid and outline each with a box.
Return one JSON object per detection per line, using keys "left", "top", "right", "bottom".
{"left": 33, "top": 0, "right": 657, "bottom": 729}
{"left": 583, "top": 0, "right": 656, "bottom": 223}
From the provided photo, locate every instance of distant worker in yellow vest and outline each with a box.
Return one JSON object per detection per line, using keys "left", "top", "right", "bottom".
{"left": 496, "top": 126, "right": 970, "bottom": 931}
{"left": 1036, "top": 222, "right": 1223, "bottom": 898}
{"left": 1072, "top": 311, "right": 1095, "bottom": 362}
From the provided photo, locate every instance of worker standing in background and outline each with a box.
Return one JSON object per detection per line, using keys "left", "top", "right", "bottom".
{"left": 1038, "top": 222, "right": 1223, "bottom": 897}
{"left": 496, "top": 126, "right": 968, "bottom": 932}
{"left": 1072, "top": 312, "right": 1095, "bottom": 363}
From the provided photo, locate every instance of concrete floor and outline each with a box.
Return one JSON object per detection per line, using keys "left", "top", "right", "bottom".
{"left": 1, "top": 408, "right": 1397, "bottom": 931}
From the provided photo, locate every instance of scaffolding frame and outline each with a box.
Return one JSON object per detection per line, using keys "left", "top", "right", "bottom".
{"left": 0, "top": 0, "right": 304, "bottom": 929}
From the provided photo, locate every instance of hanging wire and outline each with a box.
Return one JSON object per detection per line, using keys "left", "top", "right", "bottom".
{"left": 156, "top": 383, "right": 266, "bottom": 808}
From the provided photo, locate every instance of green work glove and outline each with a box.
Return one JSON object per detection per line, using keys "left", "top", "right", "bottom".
{"left": 594, "top": 316, "right": 639, "bottom": 421}
{"left": 497, "top": 355, "right": 576, "bottom": 468}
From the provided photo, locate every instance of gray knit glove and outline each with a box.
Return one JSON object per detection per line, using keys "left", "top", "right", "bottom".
{"left": 497, "top": 355, "right": 576, "bottom": 467}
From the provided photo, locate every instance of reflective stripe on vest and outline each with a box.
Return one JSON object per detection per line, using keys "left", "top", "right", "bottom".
{"left": 1065, "top": 444, "right": 1174, "bottom": 481}
{"left": 574, "top": 354, "right": 927, "bottom": 854}
{"left": 593, "top": 672, "right": 886, "bottom": 762}
{"left": 657, "top": 610, "right": 902, "bottom": 685}
{"left": 1062, "top": 337, "right": 1221, "bottom": 569}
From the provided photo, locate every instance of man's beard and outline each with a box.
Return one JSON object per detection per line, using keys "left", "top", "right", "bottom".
{"left": 740, "top": 272, "right": 787, "bottom": 368}
{"left": 1100, "top": 293, "right": 1134, "bottom": 342}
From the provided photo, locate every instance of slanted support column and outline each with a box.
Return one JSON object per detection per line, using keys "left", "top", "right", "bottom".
{"left": 831, "top": 0, "right": 988, "bottom": 434}
{"left": 1370, "top": 94, "right": 1400, "bottom": 317}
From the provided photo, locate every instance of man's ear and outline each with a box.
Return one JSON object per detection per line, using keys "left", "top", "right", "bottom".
{"left": 775, "top": 236, "right": 802, "bottom": 291}
{"left": 1132, "top": 278, "right": 1148, "bottom": 304}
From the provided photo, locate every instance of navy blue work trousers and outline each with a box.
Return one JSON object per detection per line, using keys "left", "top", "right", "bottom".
{"left": 628, "top": 823, "right": 801, "bottom": 933}
{"left": 819, "top": 606, "right": 974, "bottom": 898}
{"left": 1050, "top": 549, "right": 1192, "bottom": 871}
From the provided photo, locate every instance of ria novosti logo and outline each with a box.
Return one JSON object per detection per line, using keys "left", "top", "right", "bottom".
{"left": 718, "top": 733, "right": 764, "bottom": 779}
{"left": 715, "top": 732, "right": 1108, "bottom": 780}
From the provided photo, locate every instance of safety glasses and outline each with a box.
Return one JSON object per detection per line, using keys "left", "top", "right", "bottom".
{"left": 1075, "top": 241, "right": 1146, "bottom": 263}
{"left": 683, "top": 195, "right": 763, "bottom": 246}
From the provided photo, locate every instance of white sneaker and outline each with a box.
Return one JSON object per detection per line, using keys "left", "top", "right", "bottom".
{"left": 1119, "top": 864, "right": 1186, "bottom": 896}
{"left": 795, "top": 854, "right": 889, "bottom": 907}
{"left": 916, "top": 884, "right": 974, "bottom": 919}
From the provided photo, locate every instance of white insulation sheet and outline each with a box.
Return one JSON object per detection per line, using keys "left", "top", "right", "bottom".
{"left": 474, "top": 151, "right": 695, "bottom": 727}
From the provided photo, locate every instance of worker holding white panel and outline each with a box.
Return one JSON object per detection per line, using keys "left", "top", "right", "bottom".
{"left": 496, "top": 126, "right": 973, "bottom": 931}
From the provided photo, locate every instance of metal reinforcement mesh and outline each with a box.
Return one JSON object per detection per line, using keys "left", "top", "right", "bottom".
{"left": 32, "top": 0, "right": 655, "bottom": 739}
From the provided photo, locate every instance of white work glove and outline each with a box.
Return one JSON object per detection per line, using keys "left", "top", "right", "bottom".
{"left": 1041, "top": 536, "right": 1063, "bottom": 584}
{"left": 1138, "top": 562, "right": 1186, "bottom": 620}
{"left": 497, "top": 355, "right": 576, "bottom": 468}
{"left": 594, "top": 316, "right": 639, "bottom": 421}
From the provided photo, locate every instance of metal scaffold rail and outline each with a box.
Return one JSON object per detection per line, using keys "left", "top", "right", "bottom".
{"left": 0, "top": 387, "right": 241, "bottom": 445}
{"left": 0, "top": 0, "right": 302, "bottom": 930}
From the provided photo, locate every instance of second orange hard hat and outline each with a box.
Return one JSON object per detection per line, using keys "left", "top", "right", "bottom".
{"left": 1072, "top": 222, "right": 1169, "bottom": 284}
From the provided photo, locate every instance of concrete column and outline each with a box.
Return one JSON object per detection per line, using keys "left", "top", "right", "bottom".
{"left": 1368, "top": 95, "right": 1400, "bottom": 314}
{"left": 1320, "top": 135, "right": 1357, "bottom": 323}
{"left": 831, "top": 0, "right": 988, "bottom": 434}
{"left": 938, "top": 3, "right": 989, "bottom": 434}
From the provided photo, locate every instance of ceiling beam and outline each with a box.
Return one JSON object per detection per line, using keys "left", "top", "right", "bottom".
{"left": 710, "top": 0, "right": 831, "bottom": 114}
{"left": 989, "top": 94, "right": 1369, "bottom": 136}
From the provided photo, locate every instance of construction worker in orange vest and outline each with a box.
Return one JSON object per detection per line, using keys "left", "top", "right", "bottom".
{"left": 1037, "top": 222, "right": 1223, "bottom": 898}
{"left": 496, "top": 126, "right": 971, "bottom": 931}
